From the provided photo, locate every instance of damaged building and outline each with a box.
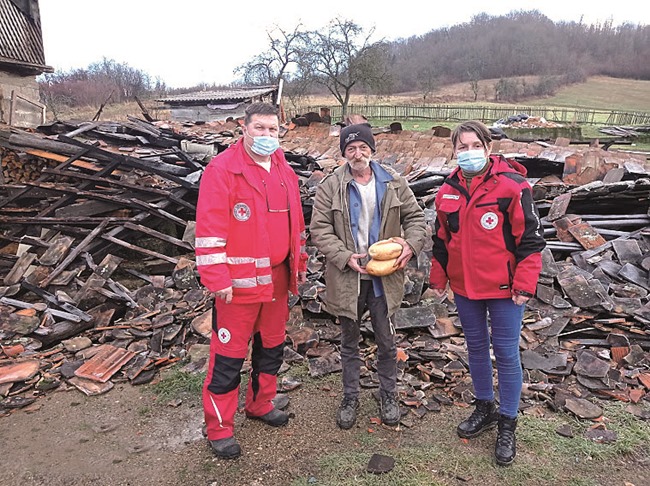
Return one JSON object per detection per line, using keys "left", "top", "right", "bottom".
{"left": 0, "top": 0, "right": 52, "bottom": 128}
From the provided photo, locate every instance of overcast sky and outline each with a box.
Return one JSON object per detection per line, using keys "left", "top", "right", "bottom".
{"left": 39, "top": 0, "right": 648, "bottom": 89}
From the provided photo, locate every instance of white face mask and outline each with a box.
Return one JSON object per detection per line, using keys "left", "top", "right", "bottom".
{"left": 457, "top": 149, "right": 488, "bottom": 173}
{"left": 248, "top": 135, "right": 280, "bottom": 156}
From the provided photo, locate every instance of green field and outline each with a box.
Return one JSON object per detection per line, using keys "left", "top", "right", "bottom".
{"left": 528, "top": 76, "right": 650, "bottom": 113}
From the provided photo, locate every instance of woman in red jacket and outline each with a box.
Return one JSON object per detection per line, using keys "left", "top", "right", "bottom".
{"left": 429, "top": 120, "right": 545, "bottom": 466}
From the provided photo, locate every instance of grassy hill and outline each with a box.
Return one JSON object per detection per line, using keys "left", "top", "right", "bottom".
{"left": 528, "top": 76, "right": 650, "bottom": 112}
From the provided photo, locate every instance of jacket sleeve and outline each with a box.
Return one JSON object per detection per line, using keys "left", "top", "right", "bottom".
{"left": 396, "top": 179, "right": 426, "bottom": 255}
{"left": 309, "top": 178, "right": 355, "bottom": 272}
{"left": 294, "top": 176, "right": 308, "bottom": 274}
{"left": 510, "top": 184, "right": 546, "bottom": 296}
{"left": 429, "top": 197, "right": 450, "bottom": 290}
{"left": 194, "top": 161, "right": 232, "bottom": 293}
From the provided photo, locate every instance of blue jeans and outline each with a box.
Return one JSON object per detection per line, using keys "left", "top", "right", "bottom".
{"left": 454, "top": 293, "right": 525, "bottom": 419}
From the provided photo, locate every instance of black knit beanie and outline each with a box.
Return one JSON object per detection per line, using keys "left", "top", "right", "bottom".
{"left": 339, "top": 123, "right": 376, "bottom": 154}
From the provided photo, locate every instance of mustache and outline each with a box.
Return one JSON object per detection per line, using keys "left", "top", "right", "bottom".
{"left": 347, "top": 154, "right": 371, "bottom": 165}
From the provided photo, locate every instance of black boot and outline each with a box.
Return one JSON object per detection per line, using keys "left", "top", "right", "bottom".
{"left": 456, "top": 399, "right": 499, "bottom": 438}
{"left": 495, "top": 415, "right": 517, "bottom": 466}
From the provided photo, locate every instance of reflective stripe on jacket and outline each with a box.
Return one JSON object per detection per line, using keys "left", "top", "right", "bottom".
{"left": 195, "top": 140, "right": 307, "bottom": 303}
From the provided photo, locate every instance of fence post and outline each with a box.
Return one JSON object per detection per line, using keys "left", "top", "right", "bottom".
{"left": 9, "top": 90, "right": 15, "bottom": 126}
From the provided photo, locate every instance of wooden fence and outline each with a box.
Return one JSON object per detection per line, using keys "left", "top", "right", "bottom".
{"left": 289, "top": 104, "right": 650, "bottom": 126}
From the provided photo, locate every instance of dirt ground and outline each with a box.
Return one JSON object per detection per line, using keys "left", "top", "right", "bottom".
{"left": 1, "top": 372, "right": 649, "bottom": 486}
{"left": 0, "top": 377, "right": 405, "bottom": 486}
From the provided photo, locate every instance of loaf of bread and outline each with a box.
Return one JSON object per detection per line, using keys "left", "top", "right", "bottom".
{"left": 366, "top": 257, "right": 399, "bottom": 276}
{"left": 368, "top": 240, "right": 403, "bottom": 260}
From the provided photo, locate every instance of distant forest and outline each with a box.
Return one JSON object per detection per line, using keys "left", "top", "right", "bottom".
{"left": 386, "top": 10, "right": 649, "bottom": 91}
{"left": 39, "top": 10, "right": 649, "bottom": 112}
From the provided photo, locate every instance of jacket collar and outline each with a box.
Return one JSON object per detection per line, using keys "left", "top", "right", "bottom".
{"left": 224, "top": 139, "right": 282, "bottom": 174}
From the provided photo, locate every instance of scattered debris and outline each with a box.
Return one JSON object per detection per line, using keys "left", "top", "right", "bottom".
{"left": 1, "top": 116, "right": 649, "bottom": 430}
{"left": 366, "top": 453, "right": 395, "bottom": 474}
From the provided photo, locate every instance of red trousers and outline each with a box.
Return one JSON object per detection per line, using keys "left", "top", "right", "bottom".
{"left": 203, "top": 264, "right": 289, "bottom": 440}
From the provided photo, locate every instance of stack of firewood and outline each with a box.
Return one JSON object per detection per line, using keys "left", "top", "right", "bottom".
{"left": 1, "top": 147, "right": 58, "bottom": 183}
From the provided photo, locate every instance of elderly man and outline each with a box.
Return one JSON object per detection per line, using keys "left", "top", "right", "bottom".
{"left": 195, "top": 102, "right": 307, "bottom": 459}
{"left": 309, "top": 123, "right": 426, "bottom": 429}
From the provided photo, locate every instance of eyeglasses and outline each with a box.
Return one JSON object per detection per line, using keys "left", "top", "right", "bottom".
{"left": 262, "top": 180, "right": 290, "bottom": 213}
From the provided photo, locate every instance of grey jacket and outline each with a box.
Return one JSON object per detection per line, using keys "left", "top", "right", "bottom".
{"left": 309, "top": 161, "right": 426, "bottom": 320}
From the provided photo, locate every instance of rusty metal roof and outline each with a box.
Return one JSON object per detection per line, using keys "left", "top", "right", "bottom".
{"left": 0, "top": 0, "right": 52, "bottom": 72}
{"left": 156, "top": 86, "right": 278, "bottom": 104}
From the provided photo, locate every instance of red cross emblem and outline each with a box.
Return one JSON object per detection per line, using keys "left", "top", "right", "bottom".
{"left": 233, "top": 202, "right": 251, "bottom": 221}
{"left": 218, "top": 327, "right": 231, "bottom": 344}
{"left": 480, "top": 211, "right": 499, "bottom": 230}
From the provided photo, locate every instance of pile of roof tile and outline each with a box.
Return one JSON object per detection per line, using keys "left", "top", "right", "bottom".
{"left": 1, "top": 118, "right": 649, "bottom": 424}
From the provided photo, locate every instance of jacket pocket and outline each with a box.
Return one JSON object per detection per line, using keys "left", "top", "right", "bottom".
{"left": 438, "top": 199, "right": 461, "bottom": 233}
{"left": 476, "top": 200, "right": 498, "bottom": 208}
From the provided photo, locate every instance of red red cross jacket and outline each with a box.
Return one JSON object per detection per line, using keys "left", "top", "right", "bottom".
{"left": 195, "top": 140, "right": 307, "bottom": 303}
{"left": 429, "top": 154, "right": 546, "bottom": 300}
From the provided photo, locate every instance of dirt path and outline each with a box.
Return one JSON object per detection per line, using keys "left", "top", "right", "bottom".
{"left": 0, "top": 378, "right": 407, "bottom": 486}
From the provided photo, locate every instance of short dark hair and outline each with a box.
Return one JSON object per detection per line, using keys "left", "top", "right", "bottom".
{"left": 244, "top": 102, "right": 279, "bottom": 124}
{"left": 451, "top": 120, "right": 492, "bottom": 150}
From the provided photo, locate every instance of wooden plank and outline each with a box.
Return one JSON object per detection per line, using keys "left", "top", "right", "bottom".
{"left": 64, "top": 122, "right": 100, "bottom": 138}
{"left": 101, "top": 234, "right": 178, "bottom": 264}
{"left": 0, "top": 216, "right": 131, "bottom": 225}
{"left": 123, "top": 222, "right": 193, "bottom": 250}
{"left": 21, "top": 280, "right": 92, "bottom": 322}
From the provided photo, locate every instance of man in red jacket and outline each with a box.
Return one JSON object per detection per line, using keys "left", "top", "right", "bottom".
{"left": 195, "top": 102, "right": 307, "bottom": 459}
{"left": 430, "top": 120, "right": 545, "bottom": 466}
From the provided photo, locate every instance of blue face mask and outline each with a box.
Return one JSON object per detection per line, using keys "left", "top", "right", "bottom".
{"left": 249, "top": 135, "right": 280, "bottom": 156}
{"left": 457, "top": 149, "right": 488, "bottom": 173}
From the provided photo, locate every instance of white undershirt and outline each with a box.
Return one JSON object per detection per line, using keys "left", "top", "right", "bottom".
{"left": 256, "top": 160, "right": 271, "bottom": 172}
{"left": 353, "top": 173, "right": 376, "bottom": 256}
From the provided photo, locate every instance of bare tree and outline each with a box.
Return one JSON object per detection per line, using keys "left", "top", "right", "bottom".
{"left": 235, "top": 25, "right": 304, "bottom": 86}
{"left": 416, "top": 67, "right": 439, "bottom": 102}
{"left": 298, "top": 18, "right": 390, "bottom": 119}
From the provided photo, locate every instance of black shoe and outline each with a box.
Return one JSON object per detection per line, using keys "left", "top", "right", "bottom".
{"left": 210, "top": 437, "right": 241, "bottom": 459}
{"left": 380, "top": 391, "right": 400, "bottom": 426}
{"left": 495, "top": 415, "right": 517, "bottom": 466}
{"left": 246, "top": 407, "right": 289, "bottom": 427}
{"left": 457, "top": 399, "right": 499, "bottom": 439}
{"left": 336, "top": 395, "right": 359, "bottom": 429}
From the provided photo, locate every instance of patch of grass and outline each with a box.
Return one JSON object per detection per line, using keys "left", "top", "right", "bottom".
{"left": 530, "top": 76, "right": 650, "bottom": 113}
{"left": 149, "top": 367, "right": 205, "bottom": 402}
{"left": 519, "top": 402, "right": 650, "bottom": 463}
{"left": 353, "top": 429, "right": 380, "bottom": 448}
{"left": 298, "top": 443, "right": 562, "bottom": 486}
{"left": 137, "top": 406, "right": 152, "bottom": 417}
{"left": 290, "top": 402, "right": 650, "bottom": 486}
